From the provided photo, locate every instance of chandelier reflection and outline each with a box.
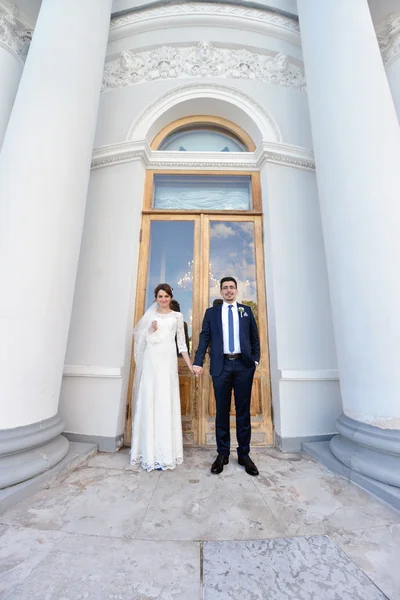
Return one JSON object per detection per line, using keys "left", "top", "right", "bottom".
{"left": 177, "top": 261, "right": 220, "bottom": 289}
{"left": 177, "top": 260, "right": 193, "bottom": 289}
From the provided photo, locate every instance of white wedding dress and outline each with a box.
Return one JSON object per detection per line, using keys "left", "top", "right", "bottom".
{"left": 130, "top": 309, "right": 187, "bottom": 472}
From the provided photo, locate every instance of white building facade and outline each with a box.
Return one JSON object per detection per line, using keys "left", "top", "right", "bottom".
{"left": 0, "top": 0, "right": 399, "bottom": 494}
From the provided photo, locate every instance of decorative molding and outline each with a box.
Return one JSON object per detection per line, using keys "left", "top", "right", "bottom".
{"left": 109, "top": 3, "right": 300, "bottom": 45}
{"left": 0, "top": 3, "right": 31, "bottom": 60}
{"left": 94, "top": 79, "right": 313, "bottom": 171}
{"left": 111, "top": 3, "right": 299, "bottom": 32}
{"left": 0, "top": 0, "right": 35, "bottom": 29}
{"left": 377, "top": 12, "right": 400, "bottom": 66}
{"left": 279, "top": 369, "right": 339, "bottom": 381}
{"left": 258, "top": 141, "right": 314, "bottom": 171}
{"left": 127, "top": 82, "right": 283, "bottom": 144}
{"left": 91, "top": 140, "right": 149, "bottom": 169}
{"left": 63, "top": 365, "right": 122, "bottom": 379}
{"left": 102, "top": 42, "right": 305, "bottom": 91}
{"left": 91, "top": 139, "right": 315, "bottom": 171}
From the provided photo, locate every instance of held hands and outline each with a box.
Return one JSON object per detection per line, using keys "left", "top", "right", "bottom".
{"left": 186, "top": 363, "right": 197, "bottom": 375}
{"left": 193, "top": 365, "right": 203, "bottom": 377}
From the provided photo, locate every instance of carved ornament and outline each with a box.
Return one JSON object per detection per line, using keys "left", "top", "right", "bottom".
{"left": 103, "top": 42, "right": 305, "bottom": 91}
{"left": 378, "top": 13, "right": 400, "bottom": 66}
{"left": 0, "top": 3, "right": 31, "bottom": 59}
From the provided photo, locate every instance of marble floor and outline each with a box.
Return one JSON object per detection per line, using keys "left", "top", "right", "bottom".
{"left": 1, "top": 447, "right": 400, "bottom": 599}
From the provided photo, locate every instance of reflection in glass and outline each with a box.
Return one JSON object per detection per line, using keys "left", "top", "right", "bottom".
{"left": 145, "top": 221, "right": 194, "bottom": 351}
{"left": 154, "top": 175, "right": 252, "bottom": 211}
{"left": 209, "top": 221, "right": 258, "bottom": 321}
{"left": 159, "top": 128, "right": 246, "bottom": 152}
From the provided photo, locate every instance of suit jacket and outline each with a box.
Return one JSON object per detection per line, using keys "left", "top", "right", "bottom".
{"left": 194, "top": 302, "right": 260, "bottom": 376}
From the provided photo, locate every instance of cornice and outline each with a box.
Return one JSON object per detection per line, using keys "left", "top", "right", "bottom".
{"left": 0, "top": 2, "right": 31, "bottom": 60}
{"left": 109, "top": 3, "right": 300, "bottom": 45}
{"left": 257, "top": 141, "right": 314, "bottom": 170}
{"left": 92, "top": 140, "right": 151, "bottom": 169}
{"left": 377, "top": 12, "right": 400, "bottom": 67}
{"left": 91, "top": 139, "right": 315, "bottom": 171}
{"left": 103, "top": 42, "right": 305, "bottom": 92}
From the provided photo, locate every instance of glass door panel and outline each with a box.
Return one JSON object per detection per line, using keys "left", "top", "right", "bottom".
{"left": 145, "top": 220, "right": 194, "bottom": 350}
{"left": 203, "top": 216, "right": 272, "bottom": 445}
{"left": 125, "top": 216, "right": 201, "bottom": 447}
{"left": 209, "top": 221, "right": 257, "bottom": 316}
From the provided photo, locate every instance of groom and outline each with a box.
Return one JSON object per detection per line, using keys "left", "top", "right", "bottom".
{"left": 193, "top": 277, "right": 260, "bottom": 476}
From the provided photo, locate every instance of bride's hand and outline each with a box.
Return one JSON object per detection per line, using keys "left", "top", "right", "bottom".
{"left": 149, "top": 320, "right": 157, "bottom": 333}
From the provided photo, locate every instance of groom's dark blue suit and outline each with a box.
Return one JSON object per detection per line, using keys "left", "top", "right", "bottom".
{"left": 194, "top": 302, "right": 260, "bottom": 457}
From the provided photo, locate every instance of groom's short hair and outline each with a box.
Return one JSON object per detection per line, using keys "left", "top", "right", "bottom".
{"left": 220, "top": 276, "right": 237, "bottom": 289}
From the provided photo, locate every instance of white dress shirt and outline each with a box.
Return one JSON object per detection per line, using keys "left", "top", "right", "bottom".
{"left": 222, "top": 301, "right": 241, "bottom": 354}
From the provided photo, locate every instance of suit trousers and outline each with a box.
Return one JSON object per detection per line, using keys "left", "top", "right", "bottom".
{"left": 212, "top": 356, "right": 255, "bottom": 457}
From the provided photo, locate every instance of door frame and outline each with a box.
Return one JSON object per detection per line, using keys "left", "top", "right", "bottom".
{"left": 124, "top": 171, "right": 273, "bottom": 447}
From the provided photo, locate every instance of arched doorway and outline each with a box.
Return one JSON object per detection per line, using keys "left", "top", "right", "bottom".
{"left": 125, "top": 116, "right": 273, "bottom": 447}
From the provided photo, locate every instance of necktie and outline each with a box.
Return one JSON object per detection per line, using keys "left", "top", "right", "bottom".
{"left": 228, "top": 305, "right": 234, "bottom": 353}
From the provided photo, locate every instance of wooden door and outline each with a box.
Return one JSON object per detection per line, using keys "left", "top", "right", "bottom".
{"left": 199, "top": 215, "right": 273, "bottom": 446}
{"left": 124, "top": 212, "right": 273, "bottom": 447}
{"left": 124, "top": 215, "right": 202, "bottom": 446}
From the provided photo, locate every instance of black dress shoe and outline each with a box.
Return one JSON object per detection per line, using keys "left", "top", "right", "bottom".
{"left": 238, "top": 455, "right": 259, "bottom": 476}
{"left": 211, "top": 454, "right": 229, "bottom": 474}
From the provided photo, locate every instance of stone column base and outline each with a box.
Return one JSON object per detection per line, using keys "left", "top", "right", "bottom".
{"left": 0, "top": 414, "right": 69, "bottom": 489}
{"left": 330, "top": 414, "right": 400, "bottom": 488}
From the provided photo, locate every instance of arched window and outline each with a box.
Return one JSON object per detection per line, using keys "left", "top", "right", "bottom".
{"left": 158, "top": 126, "right": 247, "bottom": 152}
{"left": 151, "top": 116, "right": 256, "bottom": 152}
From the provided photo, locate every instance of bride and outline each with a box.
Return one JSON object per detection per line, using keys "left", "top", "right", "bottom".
{"left": 130, "top": 283, "right": 194, "bottom": 471}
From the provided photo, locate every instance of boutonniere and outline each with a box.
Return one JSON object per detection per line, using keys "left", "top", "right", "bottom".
{"left": 238, "top": 307, "right": 248, "bottom": 318}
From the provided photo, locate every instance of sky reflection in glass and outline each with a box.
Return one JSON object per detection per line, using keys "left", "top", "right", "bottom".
{"left": 209, "top": 221, "right": 257, "bottom": 311}
{"left": 145, "top": 221, "right": 194, "bottom": 342}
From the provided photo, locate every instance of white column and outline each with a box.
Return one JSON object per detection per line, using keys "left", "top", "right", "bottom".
{"left": 297, "top": 0, "right": 400, "bottom": 487}
{"left": 0, "top": 0, "right": 112, "bottom": 488}
{"left": 0, "top": 5, "right": 28, "bottom": 149}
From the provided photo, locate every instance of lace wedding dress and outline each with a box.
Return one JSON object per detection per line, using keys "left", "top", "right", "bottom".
{"left": 130, "top": 310, "right": 187, "bottom": 472}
